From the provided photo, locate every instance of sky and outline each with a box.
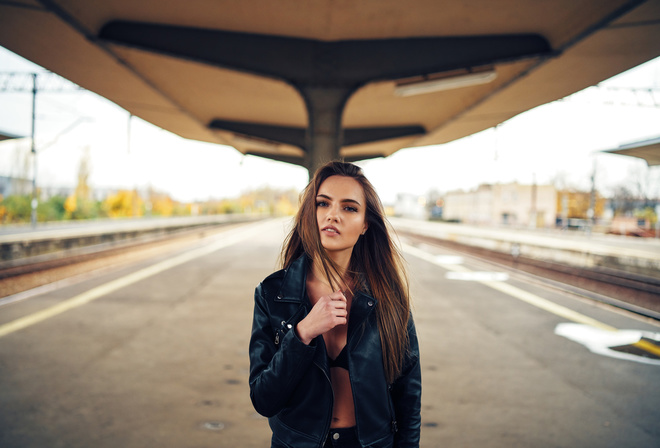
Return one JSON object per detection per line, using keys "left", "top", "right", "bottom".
{"left": 1, "top": 45, "right": 659, "bottom": 204}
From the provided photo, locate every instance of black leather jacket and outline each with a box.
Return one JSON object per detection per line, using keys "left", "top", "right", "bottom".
{"left": 249, "top": 255, "right": 421, "bottom": 448}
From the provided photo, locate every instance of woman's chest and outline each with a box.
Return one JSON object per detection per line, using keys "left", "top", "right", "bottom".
{"left": 323, "top": 325, "right": 348, "bottom": 359}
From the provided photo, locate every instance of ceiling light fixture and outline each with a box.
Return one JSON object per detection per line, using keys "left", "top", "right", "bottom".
{"left": 394, "top": 69, "right": 497, "bottom": 97}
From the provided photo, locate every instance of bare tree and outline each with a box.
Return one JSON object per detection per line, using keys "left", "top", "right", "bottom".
{"left": 75, "top": 146, "right": 92, "bottom": 201}
{"left": 609, "top": 184, "right": 636, "bottom": 215}
{"left": 626, "top": 164, "right": 659, "bottom": 207}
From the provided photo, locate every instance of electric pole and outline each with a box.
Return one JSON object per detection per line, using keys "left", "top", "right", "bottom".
{"left": 0, "top": 71, "right": 83, "bottom": 227}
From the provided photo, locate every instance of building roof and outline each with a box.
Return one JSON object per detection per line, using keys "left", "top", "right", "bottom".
{"left": 605, "top": 136, "right": 660, "bottom": 166}
{"left": 1, "top": 1, "right": 659, "bottom": 170}
{"left": 0, "top": 130, "right": 23, "bottom": 142}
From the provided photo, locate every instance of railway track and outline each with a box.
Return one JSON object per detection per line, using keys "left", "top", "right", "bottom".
{"left": 0, "top": 222, "right": 243, "bottom": 299}
{"left": 399, "top": 231, "right": 660, "bottom": 322}
{"left": 3, "top": 223, "right": 659, "bottom": 322}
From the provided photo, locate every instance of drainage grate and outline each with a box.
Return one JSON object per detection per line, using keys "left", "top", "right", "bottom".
{"left": 202, "top": 421, "right": 225, "bottom": 431}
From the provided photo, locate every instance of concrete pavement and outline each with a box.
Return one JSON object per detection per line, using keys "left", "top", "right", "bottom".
{"left": 0, "top": 218, "right": 658, "bottom": 447}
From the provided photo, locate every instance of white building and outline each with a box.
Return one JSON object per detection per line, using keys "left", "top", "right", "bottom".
{"left": 393, "top": 193, "right": 428, "bottom": 219}
{"left": 443, "top": 182, "right": 557, "bottom": 228}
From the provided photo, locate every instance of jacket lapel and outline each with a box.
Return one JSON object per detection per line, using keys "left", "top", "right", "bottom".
{"left": 275, "top": 255, "right": 308, "bottom": 304}
{"left": 348, "top": 291, "right": 377, "bottom": 344}
{"left": 275, "top": 255, "right": 377, "bottom": 371}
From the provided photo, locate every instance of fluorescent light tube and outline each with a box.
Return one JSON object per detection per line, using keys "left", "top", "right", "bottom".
{"left": 394, "top": 69, "right": 497, "bottom": 97}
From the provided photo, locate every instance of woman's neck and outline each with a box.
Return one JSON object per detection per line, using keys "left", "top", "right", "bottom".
{"left": 311, "top": 252, "right": 351, "bottom": 291}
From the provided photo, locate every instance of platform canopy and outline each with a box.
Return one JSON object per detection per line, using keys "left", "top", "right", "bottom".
{"left": 604, "top": 136, "right": 660, "bottom": 166}
{"left": 0, "top": 130, "right": 23, "bottom": 142}
{"left": 1, "top": 1, "right": 659, "bottom": 173}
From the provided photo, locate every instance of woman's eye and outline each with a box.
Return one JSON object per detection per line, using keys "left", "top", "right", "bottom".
{"left": 345, "top": 206, "right": 358, "bottom": 213}
{"left": 316, "top": 201, "right": 328, "bottom": 207}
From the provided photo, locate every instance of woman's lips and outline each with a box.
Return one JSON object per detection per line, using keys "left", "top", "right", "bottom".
{"left": 321, "top": 226, "right": 340, "bottom": 235}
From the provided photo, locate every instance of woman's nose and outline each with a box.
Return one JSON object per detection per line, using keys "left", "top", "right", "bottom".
{"left": 326, "top": 204, "right": 339, "bottom": 221}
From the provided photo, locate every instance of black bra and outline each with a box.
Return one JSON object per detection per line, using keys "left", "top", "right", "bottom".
{"left": 328, "top": 345, "right": 349, "bottom": 370}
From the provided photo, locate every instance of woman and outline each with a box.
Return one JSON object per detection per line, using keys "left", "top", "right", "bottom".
{"left": 249, "top": 161, "right": 421, "bottom": 448}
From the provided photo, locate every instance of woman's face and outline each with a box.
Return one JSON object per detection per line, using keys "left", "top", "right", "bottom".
{"left": 316, "top": 175, "right": 369, "bottom": 258}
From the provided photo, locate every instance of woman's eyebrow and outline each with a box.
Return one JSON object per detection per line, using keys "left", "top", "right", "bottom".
{"left": 317, "top": 194, "right": 361, "bottom": 206}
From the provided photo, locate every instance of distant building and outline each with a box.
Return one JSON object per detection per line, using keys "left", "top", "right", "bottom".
{"left": 393, "top": 193, "right": 428, "bottom": 219}
{"left": 443, "top": 182, "right": 557, "bottom": 228}
{"left": 0, "top": 176, "right": 32, "bottom": 197}
{"left": 556, "top": 190, "right": 607, "bottom": 228}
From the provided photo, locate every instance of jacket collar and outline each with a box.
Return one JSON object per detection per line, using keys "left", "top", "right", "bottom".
{"left": 276, "top": 254, "right": 309, "bottom": 304}
{"left": 276, "top": 254, "right": 377, "bottom": 308}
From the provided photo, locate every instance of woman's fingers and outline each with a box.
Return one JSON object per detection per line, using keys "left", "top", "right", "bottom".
{"left": 329, "top": 293, "right": 347, "bottom": 318}
{"left": 297, "top": 291, "right": 349, "bottom": 342}
{"left": 328, "top": 290, "right": 347, "bottom": 303}
{"left": 314, "top": 292, "right": 346, "bottom": 324}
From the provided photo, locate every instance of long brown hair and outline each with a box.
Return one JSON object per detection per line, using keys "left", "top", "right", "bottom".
{"left": 281, "top": 161, "right": 410, "bottom": 384}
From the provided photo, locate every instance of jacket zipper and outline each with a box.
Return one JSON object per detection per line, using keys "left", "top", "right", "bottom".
{"left": 387, "top": 383, "right": 398, "bottom": 434}
{"left": 275, "top": 305, "right": 307, "bottom": 345}
{"left": 319, "top": 340, "right": 334, "bottom": 447}
{"left": 320, "top": 295, "right": 376, "bottom": 446}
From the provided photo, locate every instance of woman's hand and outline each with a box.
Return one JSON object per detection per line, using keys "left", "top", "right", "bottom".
{"left": 295, "top": 291, "right": 347, "bottom": 345}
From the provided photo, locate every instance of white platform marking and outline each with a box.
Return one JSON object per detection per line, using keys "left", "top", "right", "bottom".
{"left": 0, "top": 220, "right": 275, "bottom": 338}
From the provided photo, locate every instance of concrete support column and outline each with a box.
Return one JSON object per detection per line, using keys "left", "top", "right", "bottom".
{"left": 299, "top": 86, "right": 353, "bottom": 176}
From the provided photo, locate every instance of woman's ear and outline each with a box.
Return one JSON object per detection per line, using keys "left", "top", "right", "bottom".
{"left": 361, "top": 222, "right": 369, "bottom": 235}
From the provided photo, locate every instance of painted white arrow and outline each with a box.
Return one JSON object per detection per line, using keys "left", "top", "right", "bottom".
{"left": 555, "top": 323, "right": 660, "bottom": 366}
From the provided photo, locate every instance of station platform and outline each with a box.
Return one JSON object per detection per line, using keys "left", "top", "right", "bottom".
{"left": 2, "top": 215, "right": 658, "bottom": 277}
{"left": 0, "top": 214, "right": 264, "bottom": 266}
{"left": 390, "top": 217, "right": 660, "bottom": 278}
{"left": 0, "top": 218, "right": 658, "bottom": 447}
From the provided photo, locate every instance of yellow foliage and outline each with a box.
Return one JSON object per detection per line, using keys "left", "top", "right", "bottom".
{"left": 196, "top": 187, "right": 299, "bottom": 216}
{"left": 64, "top": 195, "right": 77, "bottom": 213}
{"left": 274, "top": 195, "right": 297, "bottom": 216}
{"left": 635, "top": 207, "right": 658, "bottom": 226}
{"left": 103, "top": 190, "right": 144, "bottom": 218}
{"left": 151, "top": 196, "right": 175, "bottom": 216}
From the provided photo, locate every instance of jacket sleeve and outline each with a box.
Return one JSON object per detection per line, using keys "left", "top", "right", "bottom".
{"left": 391, "top": 316, "right": 422, "bottom": 448}
{"left": 248, "top": 283, "right": 317, "bottom": 417}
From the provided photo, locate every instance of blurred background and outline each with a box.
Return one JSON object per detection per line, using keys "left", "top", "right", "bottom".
{"left": 1, "top": 46, "right": 659, "bottom": 236}
{"left": 1, "top": 4, "right": 660, "bottom": 447}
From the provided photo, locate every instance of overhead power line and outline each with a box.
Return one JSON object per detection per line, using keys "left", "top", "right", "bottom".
{"left": 561, "top": 85, "right": 660, "bottom": 108}
{"left": 0, "top": 71, "right": 84, "bottom": 227}
{"left": 597, "top": 85, "right": 660, "bottom": 108}
{"left": 0, "top": 71, "right": 83, "bottom": 93}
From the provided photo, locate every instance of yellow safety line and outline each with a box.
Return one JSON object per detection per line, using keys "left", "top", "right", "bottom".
{"left": 0, "top": 221, "right": 272, "bottom": 339}
{"left": 402, "top": 243, "right": 660, "bottom": 358}
{"left": 633, "top": 339, "right": 660, "bottom": 358}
